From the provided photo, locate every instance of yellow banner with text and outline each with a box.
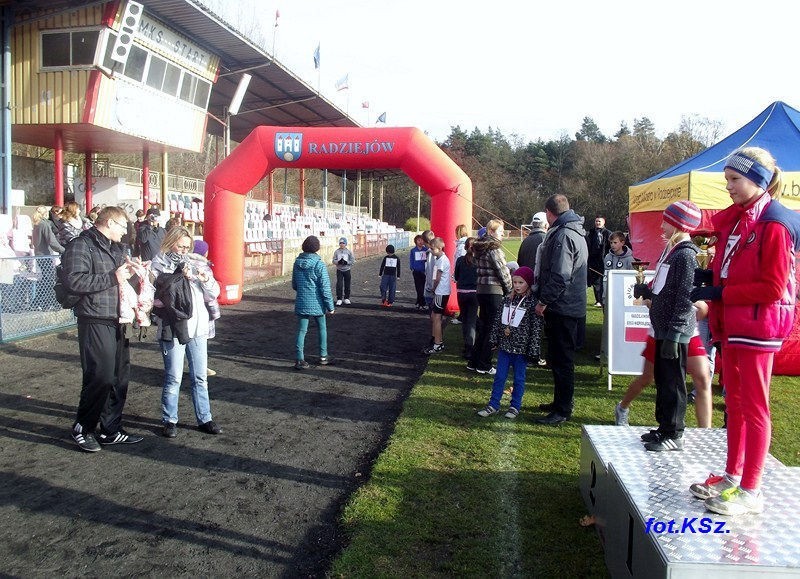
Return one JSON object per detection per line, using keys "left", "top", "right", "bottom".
{"left": 629, "top": 171, "right": 800, "bottom": 212}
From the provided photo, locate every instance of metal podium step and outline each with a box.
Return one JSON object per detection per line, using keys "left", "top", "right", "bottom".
{"left": 579, "top": 425, "right": 800, "bottom": 577}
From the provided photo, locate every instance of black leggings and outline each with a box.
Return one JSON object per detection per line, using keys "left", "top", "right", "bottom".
{"left": 469, "top": 293, "right": 503, "bottom": 371}
{"left": 412, "top": 271, "right": 426, "bottom": 306}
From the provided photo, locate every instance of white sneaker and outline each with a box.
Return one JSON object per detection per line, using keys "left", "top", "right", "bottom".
{"left": 336, "top": 300, "right": 343, "bottom": 306}
{"left": 476, "top": 367, "right": 496, "bottom": 375}
{"left": 504, "top": 407, "right": 520, "bottom": 419}
{"left": 690, "top": 473, "right": 738, "bottom": 500}
{"left": 705, "top": 487, "right": 764, "bottom": 516}
{"left": 344, "top": 299, "right": 351, "bottom": 305}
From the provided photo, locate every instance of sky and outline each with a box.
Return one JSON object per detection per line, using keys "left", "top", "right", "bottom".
{"left": 207, "top": 0, "right": 800, "bottom": 145}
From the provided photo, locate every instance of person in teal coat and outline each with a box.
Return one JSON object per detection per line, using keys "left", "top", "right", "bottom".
{"left": 292, "top": 236, "right": 335, "bottom": 370}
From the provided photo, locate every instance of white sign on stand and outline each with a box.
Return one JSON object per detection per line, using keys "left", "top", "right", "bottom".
{"left": 604, "top": 269, "right": 654, "bottom": 390}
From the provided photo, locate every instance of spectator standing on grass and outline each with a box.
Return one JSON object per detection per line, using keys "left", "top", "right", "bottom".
{"left": 517, "top": 211, "right": 548, "bottom": 271}
{"left": 476, "top": 266, "right": 542, "bottom": 419}
{"left": 531, "top": 232, "right": 549, "bottom": 367}
{"left": 603, "top": 231, "right": 635, "bottom": 280}
{"left": 688, "top": 147, "right": 800, "bottom": 516}
{"left": 63, "top": 206, "right": 144, "bottom": 452}
{"left": 534, "top": 194, "right": 588, "bottom": 426}
{"left": 151, "top": 226, "right": 222, "bottom": 439}
{"left": 632, "top": 200, "right": 701, "bottom": 451}
{"left": 332, "top": 237, "right": 355, "bottom": 306}
{"left": 378, "top": 244, "right": 401, "bottom": 306}
{"left": 422, "top": 237, "right": 450, "bottom": 355}
{"left": 453, "top": 237, "right": 478, "bottom": 359}
{"left": 293, "top": 235, "right": 335, "bottom": 370}
{"left": 467, "top": 219, "right": 512, "bottom": 375}
{"left": 454, "top": 224, "right": 469, "bottom": 261}
{"left": 586, "top": 216, "right": 611, "bottom": 307}
{"left": 422, "top": 229, "right": 437, "bottom": 311}
{"left": 409, "top": 234, "right": 429, "bottom": 310}
{"left": 451, "top": 223, "right": 470, "bottom": 326}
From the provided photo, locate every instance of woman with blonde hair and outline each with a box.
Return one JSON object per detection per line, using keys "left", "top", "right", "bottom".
{"left": 32, "top": 206, "right": 63, "bottom": 256}
{"left": 454, "top": 224, "right": 469, "bottom": 261}
{"left": 688, "top": 147, "right": 800, "bottom": 515}
{"left": 151, "top": 226, "right": 222, "bottom": 438}
{"left": 31, "top": 206, "right": 64, "bottom": 309}
{"left": 467, "top": 219, "right": 512, "bottom": 374}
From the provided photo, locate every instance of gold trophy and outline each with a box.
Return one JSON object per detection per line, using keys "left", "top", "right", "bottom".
{"left": 693, "top": 235, "right": 710, "bottom": 271}
{"left": 631, "top": 260, "right": 649, "bottom": 305}
{"left": 692, "top": 235, "right": 713, "bottom": 317}
{"left": 696, "top": 245, "right": 709, "bottom": 270}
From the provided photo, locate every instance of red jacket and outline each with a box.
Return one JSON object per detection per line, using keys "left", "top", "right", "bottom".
{"left": 709, "top": 196, "right": 797, "bottom": 351}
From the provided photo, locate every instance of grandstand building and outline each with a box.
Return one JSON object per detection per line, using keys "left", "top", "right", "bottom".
{"left": 0, "top": 0, "right": 410, "bottom": 341}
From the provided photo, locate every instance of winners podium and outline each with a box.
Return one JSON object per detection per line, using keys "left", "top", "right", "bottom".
{"left": 579, "top": 425, "right": 800, "bottom": 577}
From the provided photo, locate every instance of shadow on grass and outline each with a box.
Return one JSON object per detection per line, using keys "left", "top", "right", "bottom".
{"left": 333, "top": 467, "right": 607, "bottom": 577}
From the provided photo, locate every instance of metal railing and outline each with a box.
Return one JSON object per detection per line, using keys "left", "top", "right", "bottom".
{"left": 0, "top": 256, "right": 76, "bottom": 342}
{"left": 99, "top": 163, "right": 204, "bottom": 195}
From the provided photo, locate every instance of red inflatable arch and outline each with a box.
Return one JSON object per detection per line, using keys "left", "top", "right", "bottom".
{"left": 204, "top": 126, "right": 472, "bottom": 306}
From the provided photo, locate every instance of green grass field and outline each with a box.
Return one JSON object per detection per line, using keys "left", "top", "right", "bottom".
{"left": 331, "top": 239, "right": 800, "bottom": 577}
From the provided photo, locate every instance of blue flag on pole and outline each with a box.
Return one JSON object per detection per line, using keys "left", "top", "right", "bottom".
{"left": 335, "top": 74, "right": 349, "bottom": 91}
{"left": 377, "top": 112, "right": 386, "bottom": 123}
{"left": 313, "top": 44, "right": 320, "bottom": 69}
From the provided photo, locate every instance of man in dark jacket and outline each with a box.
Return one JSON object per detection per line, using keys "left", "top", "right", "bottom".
{"left": 517, "top": 211, "right": 548, "bottom": 271}
{"left": 585, "top": 216, "right": 611, "bottom": 307}
{"left": 135, "top": 207, "right": 166, "bottom": 261}
{"left": 62, "top": 206, "right": 144, "bottom": 452}
{"left": 534, "top": 194, "right": 588, "bottom": 425}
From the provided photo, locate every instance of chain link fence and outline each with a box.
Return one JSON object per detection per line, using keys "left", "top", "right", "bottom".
{"left": 0, "top": 256, "right": 76, "bottom": 342}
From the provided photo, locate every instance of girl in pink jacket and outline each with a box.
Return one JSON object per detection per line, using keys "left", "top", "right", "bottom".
{"left": 689, "top": 147, "right": 800, "bottom": 516}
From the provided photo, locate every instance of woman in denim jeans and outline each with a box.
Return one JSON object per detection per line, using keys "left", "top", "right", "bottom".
{"left": 151, "top": 226, "right": 222, "bottom": 438}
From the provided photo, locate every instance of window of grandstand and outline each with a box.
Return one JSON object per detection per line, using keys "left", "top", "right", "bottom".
{"left": 123, "top": 45, "right": 148, "bottom": 82}
{"left": 41, "top": 29, "right": 101, "bottom": 68}
{"left": 98, "top": 30, "right": 211, "bottom": 111}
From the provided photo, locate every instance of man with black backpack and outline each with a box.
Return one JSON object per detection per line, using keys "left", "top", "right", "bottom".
{"left": 61, "top": 206, "right": 144, "bottom": 452}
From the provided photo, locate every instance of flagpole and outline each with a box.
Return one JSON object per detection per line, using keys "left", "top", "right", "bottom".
{"left": 272, "top": 10, "right": 279, "bottom": 59}
{"left": 314, "top": 43, "right": 320, "bottom": 94}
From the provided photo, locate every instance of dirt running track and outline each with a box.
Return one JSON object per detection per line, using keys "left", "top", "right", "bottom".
{"left": 0, "top": 253, "right": 429, "bottom": 577}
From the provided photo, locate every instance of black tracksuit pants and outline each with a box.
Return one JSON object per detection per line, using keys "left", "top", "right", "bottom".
{"left": 653, "top": 340, "right": 688, "bottom": 437}
{"left": 545, "top": 311, "right": 581, "bottom": 417}
{"left": 75, "top": 319, "right": 131, "bottom": 435}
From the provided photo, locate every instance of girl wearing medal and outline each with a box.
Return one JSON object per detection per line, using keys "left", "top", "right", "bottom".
{"left": 632, "top": 200, "right": 701, "bottom": 451}
{"left": 476, "top": 266, "right": 542, "bottom": 419}
{"left": 688, "top": 147, "right": 800, "bottom": 516}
